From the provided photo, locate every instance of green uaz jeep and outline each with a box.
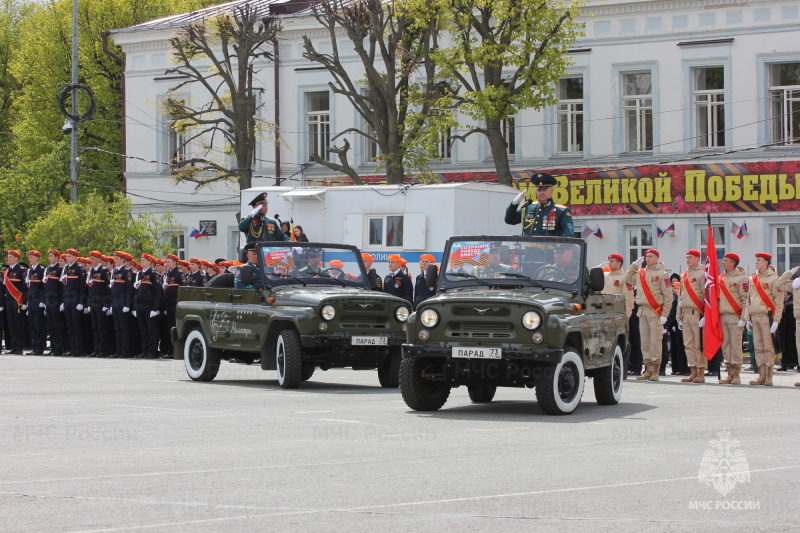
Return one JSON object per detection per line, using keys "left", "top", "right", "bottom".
{"left": 400, "top": 235, "right": 629, "bottom": 415}
{"left": 172, "top": 243, "right": 411, "bottom": 388}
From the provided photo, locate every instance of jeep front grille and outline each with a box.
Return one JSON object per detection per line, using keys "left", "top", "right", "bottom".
{"left": 340, "top": 316, "right": 389, "bottom": 329}
{"left": 452, "top": 306, "right": 511, "bottom": 317}
{"left": 342, "top": 301, "right": 387, "bottom": 312}
{"left": 446, "top": 322, "right": 514, "bottom": 338}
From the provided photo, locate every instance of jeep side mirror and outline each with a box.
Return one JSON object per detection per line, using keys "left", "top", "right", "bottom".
{"left": 240, "top": 265, "right": 254, "bottom": 286}
{"left": 588, "top": 267, "right": 605, "bottom": 292}
{"left": 426, "top": 264, "right": 438, "bottom": 289}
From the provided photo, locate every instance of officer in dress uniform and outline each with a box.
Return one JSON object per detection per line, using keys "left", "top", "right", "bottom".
{"left": 86, "top": 251, "right": 111, "bottom": 357}
{"left": 474, "top": 244, "right": 513, "bottom": 279}
{"left": 43, "top": 249, "right": 66, "bottom": 356}
{"left": 413, "top": 254, "right": 437, "bottom": 309}
{"left": 4, "top": 250, "right": 28, "bottom": 354}
{"left": 505, "top": 173, "right": 573, "bottom": 237}
{"left": 626, "top": 249, "right": 673, "bottom": 382}
{"left": 133, "top": 254, "right": 162, "bottom": 359}
{"left": 718, "top": 253, "right": 749, "bottom": 385}
{"left": 601, "top": 253, "right": 634, "bottom": 319}
{"left": 238, "top": 193, "right": 290, "bottom": 260}
{"left": 234, "top": 243, "right": 262, "bottom": 289}
{"left": 676, "top": 249, "right": 707, "bottom": 383}
{"left": 25, "top": 251, "right": 46, "bottom": 355}
{"left": 361, "top": 253, "right": 383, "bottom": 291}
{"left": 384, "top": 254, "right": 413, "bottom": 303}
{"left": 109, "top": 251, "right": 134, "bottom": 358}
{"left": 743, "top": 252, "right": 783, "bottom": 386}
{"left": 161, "top": 254, "right": 184, "bottom": 357}
{"left": 297, "top": 249, "right": 325, "bottom": 277}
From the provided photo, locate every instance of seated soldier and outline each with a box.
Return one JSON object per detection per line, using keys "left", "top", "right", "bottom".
{"left": 535, "top": 244, "right": 582, "bottom": 283}
{"left": 234, "top": 243, "right": 262, "bottom": 289}
{"left": 328, "top": 259, "right": 357, "bottom": 281}
{"left": 297, "top": 250, "right": 324, "bottom": 277}
{"left": 473, "top": 244, "right": 512, "bottom": 279}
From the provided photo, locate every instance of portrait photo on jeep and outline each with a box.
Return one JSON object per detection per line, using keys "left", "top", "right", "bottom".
{"left": 400, "top": 235, "right": 630, "bottom": 415}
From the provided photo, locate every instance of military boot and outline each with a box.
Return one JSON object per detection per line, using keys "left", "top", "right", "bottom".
{"left": 749, "top": 366, "right": 766, "bottom": 386}
{"left": 636, "top": 361, "right": 652, "bottom": 381}
{"left": 693, "top": 368, "right": 706, "bottom": 383}
{"left": 731, "top": 364, "right": 741, "bottom": 385}
{"left": 719, "top": 364, "right": 733, "bottom": 384}
{"left": 764, "top": 366, "right": 774, "bottom": 386}
{"left": 681, "top": 367, "right": 697, "bottom": 383}
{"left": 649, "top": 360, "right": 660, "bottom": 381}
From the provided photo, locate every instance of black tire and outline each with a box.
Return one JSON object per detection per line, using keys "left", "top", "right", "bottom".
{"left": 377, "top": 347, "right": 401, "bottom": 388}
{"left": 467, "top": 385, "right": 497, "bottom": 403}
{"left": 275, "top": 329, "right": 303, "bottom": 389}
{"left": 536, "top": 347, "right": 585, "bottom": 415}
{"left": 183, "top": 328, "right": 221, "bottom": 382}
{"left": 594, "top": 344, "right": 624, "bottom": 405}
{"left": 399, "top": 357, "right": 450, "bottom": 411}
{"left": 301, "top": 364, "right": 316, "bottom": 382}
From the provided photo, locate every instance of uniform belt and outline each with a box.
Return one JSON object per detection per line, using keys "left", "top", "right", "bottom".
{"left": 113, "top": 279, "right": 127, "bottom": 283}
{"left": 166, "top": 283, "right": 180, "bottom": 287}
{"left": 92, "top": 279, "right": 107, "bottom": 283}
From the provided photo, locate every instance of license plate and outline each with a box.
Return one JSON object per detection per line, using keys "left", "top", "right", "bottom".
{"left": 352, "top": 336, "right": 388, "bottom": 346}
{"left": 451, "top": 347, "right": 502, "bottom": 359}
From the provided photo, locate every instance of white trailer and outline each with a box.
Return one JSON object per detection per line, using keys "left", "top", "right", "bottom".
{"left": 239, "top": 183, "right": 520, "bottom": 278}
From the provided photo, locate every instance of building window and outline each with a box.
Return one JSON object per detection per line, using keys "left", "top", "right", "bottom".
{"left": 694, "top": 67, "right": 725, "bottom": 149}
{"left": 163, "top": 231, "right": 186, "bottom": 260}
{"left": 769, "top": 62, "right": 800, "bottom": 145}
{"left": 363, "top": 121, "right": 379, "bottom": 163}
{"left": 501, "top": 116, "right": 516, "bottom": 156}
{"left": 307, "top": 91, "right": 331, "bottom": 161}
{"left": 556, "top": 77, "right": 584, "bottom": 153}
{"left": 698, "top": 225, "right": 726, "bottom": 261}
{"left": 367, "top": 215, "right": 404, "bottom": 248}
{"left": 775, "top": 225, "right": 800, "bottom": 272}
{"left": 622, "top": 72, "right": 653, "bottom": 152}
{"left": 626, "top": 226, "right": 653, "bottom": 263}
{"left": 437, "top": 127, "right": 452, "bottom": 160}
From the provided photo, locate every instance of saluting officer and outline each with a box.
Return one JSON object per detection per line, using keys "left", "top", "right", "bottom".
{"left": 678, "top": 249, "right": 707, "bottom": 383}
{"left": 626, "top": 249, "right": 672, "bottom": 382}
{"left": 86, "top": 251, "right": 111, "bottom": 357}
{"left": 161, "top": 254, "right": 184, "bottom": 357}
{"left": 718, "top": 253, "right": 749, "bottom": 385}
{"left": 361, "top": 253, "right": 383, "bottom": 291}
{"left": 134, "top": 254, "right": 162, "bottom": 359}
{"left": 601, "top": 254, "right": 634, "bottom": 319}
{"left": 4, "top": 250, "right": 28, "bottom": 354}
{"left": 744, "top": 252, "right": 784, "bottom": 386}
{"left": 109, "top": 251, "right": 134, "bottom": 358}
{"left": 43, "top": 249, "right": 66, "bottom": 356}
{"left": 505, "top": 173, "right": 573, "bottom": 237}
{"left": 384, "top": 254, "right": 413, "bottom": 303}
{"left": 413, "top": 254, "right": 437, "bottom": 309}
{"left": 238, "top": 193, "right": 290, "bottom": 256}
{"left": 25, "top": 251, "right": 47, "bottom": 355}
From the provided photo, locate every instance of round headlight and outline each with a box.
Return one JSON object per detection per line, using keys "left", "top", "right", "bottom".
{"left": 522, "top": 311, "right": 542, "bottom": 330}
{"left": 395, "top": 306, "right": 410, "bottom": 322}
{"left": 420, "top": 309, "right": 439, "bottom": 327}
{"left": 321, "top": 305, "right": 336, "bottom": 321}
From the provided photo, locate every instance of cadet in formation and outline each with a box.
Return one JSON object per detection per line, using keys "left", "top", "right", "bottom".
{"left": 743, "top": 252, "right": 783, "bottom": 386}
{"left": 678, "top": 249, "right": 707, "bottom": 383}
{"left": 718, "top": 253, "right": 749, "bottom": 385}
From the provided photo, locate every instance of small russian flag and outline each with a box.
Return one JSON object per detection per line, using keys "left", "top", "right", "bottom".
{"left": 581, "top": 226, "right": 593, "bottom": 239}
{"left": 594, "top": 226, "right": 603, "bottom": 239}
{"left": 656, "top": 226, "right": 665, "bottom": 239}
{"left": 737, "top": 222, "right": 747, "bottom": 239}
{"left": 665, "top": 222, "right": 675, "bottom": 234}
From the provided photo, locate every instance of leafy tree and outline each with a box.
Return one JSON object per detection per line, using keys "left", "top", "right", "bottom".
{"left": 413, "top": 0, "right": 585, "bottom": 185}
{"left": 23, "top": 192, "right": 180, "bottom": 257}
{"left": 302, "top": 0, "right": 452, "bottom": 184}
{"left": 163, "top": 3, "right": 280, "bottom": 191}
{"left": 0, "top": 0, "right": 28, "bottom": 160}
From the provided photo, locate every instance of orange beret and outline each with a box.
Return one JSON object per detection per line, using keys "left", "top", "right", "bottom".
{"left": 7, "top": 249, "right": 21, "bottom": 258}
{"left": 178, "top": 260, "right": 190, "bottom": 268}
{"left": 420, "top": 254, "right": 435, "bottom": 263}
{"left": 89, "top": 250, "right": 103, "bottom": 258}
{"left": 140, "top": 253, "right": 155, "bottom": 263}
{"left": 48, "top": 248, "right": 61, "bottom": 257}
{"left": 27, "top": 250, "right": 41, "bottom": 257}
{"left": 189, "top": 257, "right": 200, "bottom": 264}
{"left": 361, "top": 253, "right": 374, "bottom": 263}
{"left": 65, "top": 249, "right": 79, "bottom": 256}
{"left": 329, "top": 259, "right": 344, "bottom": 268}
{"left": 165, "top": 254, "right": 179, "bottom": 262}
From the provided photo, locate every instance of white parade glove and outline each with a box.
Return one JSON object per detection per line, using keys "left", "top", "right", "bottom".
{"left": 102, "top": 307, "right": 108, "bottom": 312}
{"left": 44, "top": 309, "right": 47, "bottom": 316}
{"left": 659, "top": 316, "right": 667, "bottom": 325}
{"left": 149, "top": 310, "right": 158, "bottom": 318}
{"left": 132, "top": 310, "right": 137, "bottom": 317}
{"left": 770, "top": 321, "right": 779, "bottom": 334}
{"left": 698, "top": 317, "right": 706, "bottom": 328}
{"left": 737, "top": 319, "right": 745, "bottom": 328}
{"left": 106, "top": 309, "right": 112, "bottom": 316}
{"left": 511, "top": 190, "right": 526, "bottom": 205}
{"left": 677, "top": 320, "right": 682, "bottom": 330}
{"left": 163, "top": 310, "right": 167, "bottom": 315}
{"left": 76, "top": 304, "right": 84, "bottom": 311}
{"left": 250, "top": 205, "right": 262, "bottom": 217}
{"left": 83, "top": 307, "right": 90, "bottom": 314}
{"left": 0, "top": 306, "right": 3, "bottom": 312}
{"left": 793, "top": 278, "right": 800, "bottom": 290}
{"left": 39, "top": 302, "right": 45, "bottom": 308}
{"left": 791, "top": 266, "right": 800, "bottom": 274}
{"left": 22, "top": 304, "right": 28, "bottom": 310}
{"left": 746, "top": 321, "right": 752, "bottom": 331}
{"left": 635, "top": 257, "right": 645, "bottom": 267}
{"left": 59, "top": 303, "right": 64, "bottom": 312}
{"left": 123, "top": 306, "right": 130, "bottom": 313}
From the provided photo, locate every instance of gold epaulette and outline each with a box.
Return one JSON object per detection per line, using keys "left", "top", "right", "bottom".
{"left": 554, "top": 204, "right": 568, "bottom": 209}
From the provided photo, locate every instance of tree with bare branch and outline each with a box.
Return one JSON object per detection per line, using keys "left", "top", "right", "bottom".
{"left": 164, "top": 4, "right": 280, "bottom": 191}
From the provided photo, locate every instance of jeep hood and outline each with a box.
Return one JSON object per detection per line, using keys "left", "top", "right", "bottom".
{"left": 270, "top": 285, "right": 410, "bottom": 307}
{"left": 422, "top": 287, "right": 576, "bottom": 310}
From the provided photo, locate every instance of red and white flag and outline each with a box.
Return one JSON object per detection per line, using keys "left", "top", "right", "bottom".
{"left": 704, "top": 226, "right": 723, "bottom": 360}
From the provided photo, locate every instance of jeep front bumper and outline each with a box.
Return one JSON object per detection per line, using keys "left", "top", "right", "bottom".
{"left": 402, "top": 344, "right": 563, "bottom": 364}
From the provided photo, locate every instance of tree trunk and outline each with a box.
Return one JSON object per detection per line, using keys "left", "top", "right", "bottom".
{"left": 485, "top": 120, "right": 512, "bottom": 186}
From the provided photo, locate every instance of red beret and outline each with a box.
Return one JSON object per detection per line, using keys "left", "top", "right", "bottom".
{"left": 189, "top": 257, "right": 201, "bottom": 264}
{"left": 165, "top": 254, "right": 179, "bottom": 262}
{"left": 103, "top": 256, "right": 113, "bottom": 262}
{"left": 724, "top": 253, "right": 740, "bottom": 263}
{"left": 645, "top": 249, "right": 660, "bottom": 258}
{"left": 113, "top": 251, "right": 127, "bottom": 258}
{"left": 755, "top": 252, "right": 772, "bottom": 260}
{"left": 178, "top": 260, "right": 190, "bottom": 268}
{"left": 48, "top": 248, "right": 61, "bottom": 257}
{"left": 608, "top": 253, "right": 624, "bottom": 262}
{"left": 7, "top": 249, "right": 21, "bottom": 258}
{"left": 27, "top": 250, "right": 41, "bottom": 257}
{"left": 686, "top": 249, "right": 701, "bottom": 257}
{"left": 89, "top": 250, "right": 103, "bottom": 258}
{"left": 140, "top": 253, "right": 155, "bottom": 263}
{"left": 78, "top": 257, "right": 89, "bottom": 264}
{"left": 65, "top": 249, "right": 79, "bottom": 256}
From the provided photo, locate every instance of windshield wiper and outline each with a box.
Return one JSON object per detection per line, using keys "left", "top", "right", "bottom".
{"left": 265, "top": 272, "right": 307, "bottom": 286}
{"left": 499, "top": 272, "right": 543, "bottom": 288}
{"left": 446, "top": 272, "right": 491, "bottom": 286}
{"left": 315, "top": 273, "right": 348, "bottom": 286}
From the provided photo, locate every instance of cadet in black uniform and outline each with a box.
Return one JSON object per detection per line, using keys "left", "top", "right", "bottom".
{"left": 161, "top": 254, "right": 184, "bottom": 357}
{"left": 86, "top": 251, "right": 111, "bottom": 357}
{"left": 134, "top": 254, "right": 162, "bottom": 359}
{"left": 61, "top": 249, "right": 85, "bottom": 356}
{"left": 361, "top": 253, "right": 383, "bottom": 291}
{"left": 384, "top": 254, "right": 413, "bottom": 304}
{"left": 413, "top": 254, "right": 437, "bottom": 309}
{"left": 4, "top": 250, "right": 28, "bottom": 354}
{"left": 43, "top": 249, "right": 66, "bottom": 356}
{"left": 186, "top": 258, "right": 205, "bottom": 287}
{"left": 505, "top": 173, "right": 574, "bottom": 237}
{"left": 110, "top": 251, "right": 134, "bottom": 358}
{"left": 25, "top": 251, "right": 46, "bottom": 355}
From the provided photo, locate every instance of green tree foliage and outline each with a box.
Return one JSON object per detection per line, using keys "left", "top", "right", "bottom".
{"left": 0, "top": 0, "right": 29, "bottom": 159}
{"left": 24, "top": 193, "right": 180, "bottom": 256}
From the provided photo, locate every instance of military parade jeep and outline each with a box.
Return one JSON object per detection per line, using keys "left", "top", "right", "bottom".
{"left": 400, "top": 235, "right": 630, "bottom": 415}
{"left": 172, "top": 243, "right": 411, "bottom": 388}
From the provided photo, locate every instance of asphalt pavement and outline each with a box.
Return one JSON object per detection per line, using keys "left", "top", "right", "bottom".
{"left": 1, "top": 354, "right": 798, "bottom": 532}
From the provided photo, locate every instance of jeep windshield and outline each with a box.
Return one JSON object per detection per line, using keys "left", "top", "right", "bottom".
{"left": 441, "top": 237, "right": 586, "bottom": 291}
{"left": 256, "top": 243, "right": 370, "bottom": 289}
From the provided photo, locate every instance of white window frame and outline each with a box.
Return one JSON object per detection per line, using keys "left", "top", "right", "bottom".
{"left": 501, "top": 116, "right": 516, "bottom": 157}
{"left": 556, "top": 76, "right": 584, "bottom": 154}
{"left": 364, "top": 214, "right": 404, "bottom": 250}
{"left": 360, "top": 89, "right": 379, "bottom": 164}
{"left": 697, "top": 224, "right": 726, "bottom": 261}
{"left": 774, "top": 224, "right": 800, "bottom": 272}
{"left": 306, "top": 91, "right": 331, "bottom": 161}
{"left": 693, "top": 67, "right": 726, "bottom": 149}
{"left": 437, "top": 127, "right": 453, "bottom": 160}
{"left": 626, "top": 225, "right": 654, "bottom": 264}
{"left": 622, "top": 71, "right": 653, "bottom": 152}
{"left": 162, "top": 230, "right": 186, "bottom": 260}
{"left": 769, "top": 62, "right": 800, "bottom": 145}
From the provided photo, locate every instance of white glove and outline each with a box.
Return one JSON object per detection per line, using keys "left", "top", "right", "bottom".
{"left": 76, "top": 304, "right": 84, "bottom": 311}
{"left": 698, "top": 317, "right": 706, "bottom": 328}
{"left": 123, "top": 306, "right": 130, "bottom": 313}
{"left": 163, "top": 310, "right": 167, "bottom": 315}
{"left": 44, "top": 309, "right": 47, "bottom": 316}
{"left": 677, "top": 320, "right": 682, "bottom": 330}
{"left": 511, "top": 190, "right": 526, "bottom": 205}
{"left": 59, "top": 303, "right": 64, "bottom": 312}
{"left": 132, "top": 310, "right": 137, "bottom": 317}
{"left": 746, "top": 320, "right": 752, "bottom": 331}
{"left": 83, "top": 307, "right": 90, "bottom": 314}
{"left": 39, "top": 302, "right": 46, "bottom": 308}
{"left": 105, "top": 309, "right": 112, "bottom": 316}
{"left": 635, "top": 257, "right": 645, "bottom": 267}
{"left": 737, "top": 319, "right": 745, "bottom": 328}
{"left": 0, "top": 306, "right": 3, "bottom": 312}
{"left": 791, "top": 266, "right": 800, "bottom": 274}
{"left": 250, "top": 205, "right": 262, "bottom": 217}
{"left": 22, "top": 304, "right": 28, "bottom": 310}
{"left": 770, "top": 321, "right": 779, "bottom": 334}
{"left": 792, "top": 278, "right": 800, "bottom": 290}
{"left": 102, "top": 307, "right": 108, "bottom": 312}
{"left": 659, "top": 316, "right": 667, "bottom": 325}
{"left": 149, "top": 310, "right": 158, "bottom": 318}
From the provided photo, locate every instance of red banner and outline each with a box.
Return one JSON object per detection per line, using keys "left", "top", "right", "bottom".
{"left": 704, "top": 228, "right": 723, "bottom": 360}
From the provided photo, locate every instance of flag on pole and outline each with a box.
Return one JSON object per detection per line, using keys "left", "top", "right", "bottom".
{"left": 704, "top": 223, "right": 723, "bottom": 360}
{"left": 581, "top": 226, "right": 593, "bottom": 239}
{"left": 730, "top": 221, "right": 741, "bottom": 236}
{"left": 665, "top": 222, "right": 675, "bottom": 235}
{"left": 593, "top": 226, "right": 603, "bottom": 239}
{"left": 737, "top": 222, "right": 747, "bottom": 239}
{"left": 290, "top": 218, "right": 296, "bottom": 242}
{"left": 189, "top": 228, "right": 200, "bottom": 238}
{"left": 656, "top": 226, "right": 665, "bottom": 239}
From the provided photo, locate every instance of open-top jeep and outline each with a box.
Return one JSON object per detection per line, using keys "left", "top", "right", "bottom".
{"left": 172, "top": 242, "right": 411, "bottom": 389}
{"left": 400, "top": 235, "right": 629, "bottom": 415}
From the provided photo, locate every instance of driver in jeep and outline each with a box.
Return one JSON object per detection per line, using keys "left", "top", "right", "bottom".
{"left": 536, "top": 244, "right": 581, "bottom": 282}
{"left": 473, "top": 244, "right": 513, "bottom": 279}
{"left": 297, "top": 251, "right": 324, "bottom": 277}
